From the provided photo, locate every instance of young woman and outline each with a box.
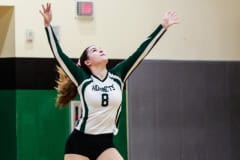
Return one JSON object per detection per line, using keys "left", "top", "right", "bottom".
{"left": 40, "top": 3, "right": 178, "bottom": 160}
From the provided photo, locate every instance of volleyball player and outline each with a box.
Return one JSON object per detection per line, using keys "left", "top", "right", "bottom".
{"left": 40, "top": 3, "right": 178, "bottom": 160}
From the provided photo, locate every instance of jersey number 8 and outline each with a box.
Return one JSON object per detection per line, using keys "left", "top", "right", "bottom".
{"left": 101, "top": 93, "right": 109, "bottom": 107}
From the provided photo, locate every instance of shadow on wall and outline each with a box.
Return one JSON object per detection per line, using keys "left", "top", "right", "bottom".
{"left": 0, "top": 6, "right": 15, "bottom": 57}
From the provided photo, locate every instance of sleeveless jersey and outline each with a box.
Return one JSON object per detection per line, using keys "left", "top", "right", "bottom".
{"left": 45, "top": 24, "right": 166, "bottom": 135}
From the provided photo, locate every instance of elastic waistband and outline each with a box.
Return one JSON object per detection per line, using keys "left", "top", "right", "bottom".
{"left": 73, "top": 129, "right": 114, "bottom": 138}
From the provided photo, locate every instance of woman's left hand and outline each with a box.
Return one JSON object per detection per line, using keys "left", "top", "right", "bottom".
{"left": 161, "top": 11, "right": 179, "bottom": 29}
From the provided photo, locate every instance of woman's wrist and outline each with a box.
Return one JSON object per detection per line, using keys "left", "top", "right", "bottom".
{"left": 44, "top": 22, "right": 50, "bottom": 27}
{"left": 161, "top": 22, "right": 168, "bottom": 30}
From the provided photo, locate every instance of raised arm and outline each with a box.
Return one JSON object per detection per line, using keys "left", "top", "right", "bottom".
{"left": 40, "top": 3, "right": 87, "bottom": 86}
{"left": 111, "top": 11, "right": 179, "bottom": 82}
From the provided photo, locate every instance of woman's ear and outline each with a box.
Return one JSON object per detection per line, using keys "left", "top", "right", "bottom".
{"left": 84, "top": 60, "right": 91, "bottom": 66}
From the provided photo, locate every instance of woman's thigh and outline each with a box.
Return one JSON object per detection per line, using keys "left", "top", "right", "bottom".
{"left": 64, "top": 154, "right": 89, "bottom": 160}
{"left": 97, "top": 148, "right": 124, "bottom": 160}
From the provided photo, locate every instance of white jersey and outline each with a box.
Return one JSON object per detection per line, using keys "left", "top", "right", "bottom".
{"left": 45, "top": 24, "right": 166, "bottom": 135}
{"left": 76, "top": 73, "right": 123, "bottom": 134}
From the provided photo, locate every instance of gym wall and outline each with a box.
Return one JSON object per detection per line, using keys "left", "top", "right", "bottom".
{"left": 128, "top": 60, "right": 240, "bottom": 160}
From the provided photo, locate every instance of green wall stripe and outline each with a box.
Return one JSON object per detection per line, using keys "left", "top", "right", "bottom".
{"left": 0, "top": 90, "right": 16, "bottom": 160}
{"left": 16, "top": 90, "right": 70, "bottom": 160}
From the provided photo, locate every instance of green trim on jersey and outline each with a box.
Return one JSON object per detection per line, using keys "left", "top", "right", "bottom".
{"left": 109, "top": 73, "right": 123, "bottom": 90}
{"left": 91, "top": 72, "right": 109, "bottom": 82}
{"left": 79, "top": 79, "right": 92, "bottom": 132}
{"left": 109, "top": 74, "right": 123, "bottom": 127}
{"left": 115, "top": 104, "right": 122, "bottom": 126}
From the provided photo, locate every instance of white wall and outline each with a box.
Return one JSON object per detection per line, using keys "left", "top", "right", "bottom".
{"left": 1, "top": 0, "right": 240, "bottom": 60}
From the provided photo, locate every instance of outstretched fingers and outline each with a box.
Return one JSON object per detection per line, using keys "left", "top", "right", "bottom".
{"left": 162, "top": 10, "right": 180, "bottom": 29}
{"left": 46, "top": 3, "right": 51, "bottom": 13}
{"left": 39, "top": 3, "right": 52, "bottom": 27}
{"left": 40, "top": 3, "right": 51, "bottom": 15}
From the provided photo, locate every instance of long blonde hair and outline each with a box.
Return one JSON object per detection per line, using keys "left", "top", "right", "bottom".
{"left": 55, "top": 47, "right": 90, "bottom": 108}
{"left": 55, "top": 66, "right": 77, "bottom": 108}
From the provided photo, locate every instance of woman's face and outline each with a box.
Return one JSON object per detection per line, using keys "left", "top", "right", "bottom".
{"left": 85, "top": 45, "right": 108, "bottom": 66}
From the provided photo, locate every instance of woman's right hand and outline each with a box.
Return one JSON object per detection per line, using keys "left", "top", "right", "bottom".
{"left": 39, "top": 3, "right": 52, "bottom": 27}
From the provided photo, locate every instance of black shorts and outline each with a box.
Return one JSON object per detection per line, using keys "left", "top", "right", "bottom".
{"left": 65, "top": 129, "right": 115, "bottom": 160}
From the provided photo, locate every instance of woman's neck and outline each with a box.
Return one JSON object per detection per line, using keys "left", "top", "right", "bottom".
{"left": 90, "top": 66, "right": 108, "bottom": 80}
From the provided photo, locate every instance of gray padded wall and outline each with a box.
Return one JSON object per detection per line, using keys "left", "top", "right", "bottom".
{"left": 128, "top": 60, "right": 240, "bottom": 160}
